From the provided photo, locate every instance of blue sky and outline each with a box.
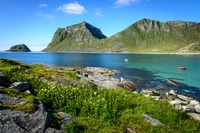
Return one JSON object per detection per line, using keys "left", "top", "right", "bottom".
{"left": 0, "top": 0, "right": 200, "bottom": 51}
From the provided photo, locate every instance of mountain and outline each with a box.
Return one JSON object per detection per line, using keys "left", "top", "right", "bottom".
{"left": 43, "top": 19, "right": 200, "bottom": 53}
{"left": 43, "top": 21, "right": 107, "bottom": 52}
{"left": 7, "top": 44, "right": 31, "bottom": 52}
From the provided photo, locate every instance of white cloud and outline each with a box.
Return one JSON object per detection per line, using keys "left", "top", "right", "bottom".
{"left": 57, "top": 1, "right": 86, "bottom": 15}
{"left": 37, "top": 12, "right": 55, "bottom": 20}
{"left": 94, "top": 8, "right": 103, "bottom": 16}
{"left": 39, "top": 4, "right": 47, "bottom": 7}
{"left": 114, "top": 0, "right": 140, "bottom": 7}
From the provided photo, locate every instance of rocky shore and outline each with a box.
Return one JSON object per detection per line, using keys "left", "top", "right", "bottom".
{"left": 1, "top": 64, "right": 200, "bottom": 132}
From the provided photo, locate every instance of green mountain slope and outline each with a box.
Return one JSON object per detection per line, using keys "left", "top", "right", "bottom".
{"left": 43, "top": 18, "right": 200, "bottom": 53}
{"left": 7, "top": 44, "right": 31, "bottom": 52}
{"left": 43, "top": 21, "right": 107, "bottom": 52}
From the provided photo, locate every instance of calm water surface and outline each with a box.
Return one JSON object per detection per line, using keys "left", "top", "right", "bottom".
{"left": 1, "top": 52, "right": 200, "bottom": 99}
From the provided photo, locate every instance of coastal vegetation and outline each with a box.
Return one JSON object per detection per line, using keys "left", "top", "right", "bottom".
{"left": 0, "top": 58, "right": 200, "bottom": 132}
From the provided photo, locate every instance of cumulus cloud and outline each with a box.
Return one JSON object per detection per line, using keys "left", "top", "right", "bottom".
{"left": 94, "top": 8, "right": 103, "bottom": 16}
{"left": 39, "top": 4, "right": 47, "bottom": 7}
{"left": 37, "top": 12, "right": 55, "bottom": 20}
{"left": 114, "top": 0, "right": 140, "bottom": 7}
{"left": 57, "top": 1, "right": 86, "bottom": 15}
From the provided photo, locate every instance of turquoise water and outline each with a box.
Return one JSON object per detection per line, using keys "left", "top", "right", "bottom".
{"left": 0, "top": 52, "right": 200, "bottom": 99}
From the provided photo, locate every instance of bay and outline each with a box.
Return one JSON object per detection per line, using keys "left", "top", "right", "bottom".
{"left": 0, "top": 52, "right": 200, "bottom": 99}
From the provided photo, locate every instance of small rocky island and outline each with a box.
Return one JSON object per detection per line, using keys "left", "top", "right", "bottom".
{"left": 7, "top": 44, "right": 31, "bottom": 52}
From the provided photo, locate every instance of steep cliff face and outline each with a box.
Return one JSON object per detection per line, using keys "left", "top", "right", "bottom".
{"left": 44, "top": 19, "right": 200, "bottom": 53}
{"left": 43, "top": 21, "right": 107, "bottom": 52}
{"left": 7, "top": 44, "right": 31, "bottom": 52}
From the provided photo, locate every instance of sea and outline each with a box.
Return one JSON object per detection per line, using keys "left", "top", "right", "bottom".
{"left": 0, "top": 52, "right": 200, "bottom": 100}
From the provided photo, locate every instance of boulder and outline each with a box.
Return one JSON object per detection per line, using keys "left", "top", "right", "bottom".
{"left": 142, "top": 114, "right": 164, "bottom": 126}
{"left": 57, "top": 112, "right": 75, "bottom": 129}
{"left": 0, "top": 94, "right": 21, "bottom": 104}
{"left": 195, "top": 104, "right": 200, "bottom": 113}
{"left": 169, "top": 90, "right": 178, "bottom": 96}
{"left": 140, "top": 89, "right": 160, "bottom": 97}
{"left": 0, "top": 72, "right": 5, "bottom": 86}
{"left": 0, "top": 100, "right": 50, "bottom": 133}
{"left": 9, "top": 82, "right": 30, "bottom": 92}
{"left": 190, "top": 100, "right": 199, "bottom": 106}
{"left": 187, "top": 113, "right": 200, "bottom": 121}
{"left": 84, "top": 67, "right": 119, "bottom": 76}
{"left": 177, "top": 95, "right": 194, "bottom": 102}
{"left": 167, "top": 79, "right": 180, "bottom": 87}
{"left": 184, "top": 104, "right": 196, "bottom": 112}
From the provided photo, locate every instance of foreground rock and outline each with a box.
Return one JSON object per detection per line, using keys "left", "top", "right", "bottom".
{"left": 0, "top": 101, "right": 50, "bottom": 133}
{"left": 142, "top": 114, "right": 164, "bottom": 126}
{"left": 140, "top": 88, "right": 200, "bottom": 121}
{"left": 77, "top": 67, "right": 137, "bottom": 91}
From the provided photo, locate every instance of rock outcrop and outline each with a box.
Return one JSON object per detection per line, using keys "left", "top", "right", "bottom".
{"left": 140, "top": 88, "right": 200, "bottom": 121}
{"left": 77, "top": 67, "right": 137, "bottom": 91}
{"left": 7, "top": 44, "right": 31, "bottom": 52}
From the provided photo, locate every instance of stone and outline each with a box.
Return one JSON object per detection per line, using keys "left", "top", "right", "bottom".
{"left": 190, "top": 100, "right": 199, "bottom": 106}
{"left": 184, "top": 104, "right": 196, "bottom": 112}
{"left": 84, "top": 67, "right": 119, "bottom": 76}
{"left": 187, "top": 113, "right": 200, "bottom": 121}
{"left": 169, "top": 90, "right": 178, "bottom": 96}
{"left": 167, "top": 79, "right": 180, "bottom": 87}
{"left": 195, "top": 104, "right": 200, "bottom": 113}
{"left": 45, "top": 128, "right": 66, "bottom": 133}
{"left": 0, "top": 100, "right": 50, "bottom": 133}
{"left": 174, "top": 104, "right": 182, "bottom": 110}
{"left": 0, "top": 72, "right": 5, "bottom": 85}
{"left": 0, "top": 94, "right": 21, "bottom": 104}
{"left": 142, "top": 114, "right": 164, "bottom": 126}
{"left": 177, "top": 95, "right": 194, "bottom": 102}
{"left": 57, "top": 112, "right": 75, "bottom": 129}
{"left": 9, "top": 82, "right": 30, "bottom": 92}
{"left": 140, "top": 89, "right": 159, "bottom": 96}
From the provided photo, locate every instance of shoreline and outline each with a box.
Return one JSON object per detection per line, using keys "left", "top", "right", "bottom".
{"left": 1, "top": 51, "right": 200, "bottom": 55}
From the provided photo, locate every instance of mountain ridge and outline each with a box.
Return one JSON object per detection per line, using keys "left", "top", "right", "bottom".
{"left": 43, "top": 18, "right": 200, "bottom": 53}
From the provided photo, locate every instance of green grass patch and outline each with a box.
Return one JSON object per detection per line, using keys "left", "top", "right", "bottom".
{"left": 1, "top": 59, "right": 200, "bottom": 132}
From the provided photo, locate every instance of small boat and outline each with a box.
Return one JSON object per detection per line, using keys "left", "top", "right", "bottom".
{"left": 124, "top": 59, "right": 129, "bottom": 62}
{"left": 177, "top": 67, "right": 186, "bottom": 70}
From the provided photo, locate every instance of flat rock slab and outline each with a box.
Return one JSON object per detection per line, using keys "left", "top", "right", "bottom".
{"left": 9, "top": 82, "right": 30, "bottom": 92}
{"left": 188, "top": 113, "right": 200, "bottom": 121}
{"left": 0, "top": 72, "right": 5, "bottom": 85}
{"left": 57, "top": 112, "right": 75, "bottom": 129}
{"left": 142, "top": 114, "right": 164, "bottom": 126}
{"left": 0, "top": 94, "right": 21, "bottom": 104}
{"left": 0, "top": 101, "right": 49, "bottom": 133}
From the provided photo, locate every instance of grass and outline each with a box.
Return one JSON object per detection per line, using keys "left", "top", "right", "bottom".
{"left": 0, "top": 58, "right": 200, "bottom": 132}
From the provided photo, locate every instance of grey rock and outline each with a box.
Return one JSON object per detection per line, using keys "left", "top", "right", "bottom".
{"left": 142, "top": 114, "right": 164, "bottom": 126}
{"left": 77, "top": 68, "right": 137, "bottom": 91}
{"left": 140, "top": 89, "right": 160, "bottom": 97}
{"left": 45, "top": 128, "right": 66, "bottom": 133}
{"left": 177, "top": 95, "right": 194, "bottom": 102}
{"left": 0, "top": 94, "right": 21, "bottom": 104}
{"left": 189, "top": 100, "right": 199, "bottom": 106}
{"left": 195, "top": 104, "right": 200, "bottom": 113}
{"left": 184, "top": 104, "right": 196, "bottom": 112}
{"left": 0, "top": 71, "right": 5, "bottom": 85}
{"left": 57, "top": 112, "right": 75, "bottom": 129}
{"left": 169, "top": 90, "right": 178, "bottom": 96}
{"left": 167, "top": 79, "right": 180, "bottom": 87}
{"left": 188, "top": 113, "right": 200, "bottom": 121}
{"left": 9, "top": 82, "right": 30, "bottom": 92}
{"left": 0, "top": 100, "right": 50, "bottom": 133}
